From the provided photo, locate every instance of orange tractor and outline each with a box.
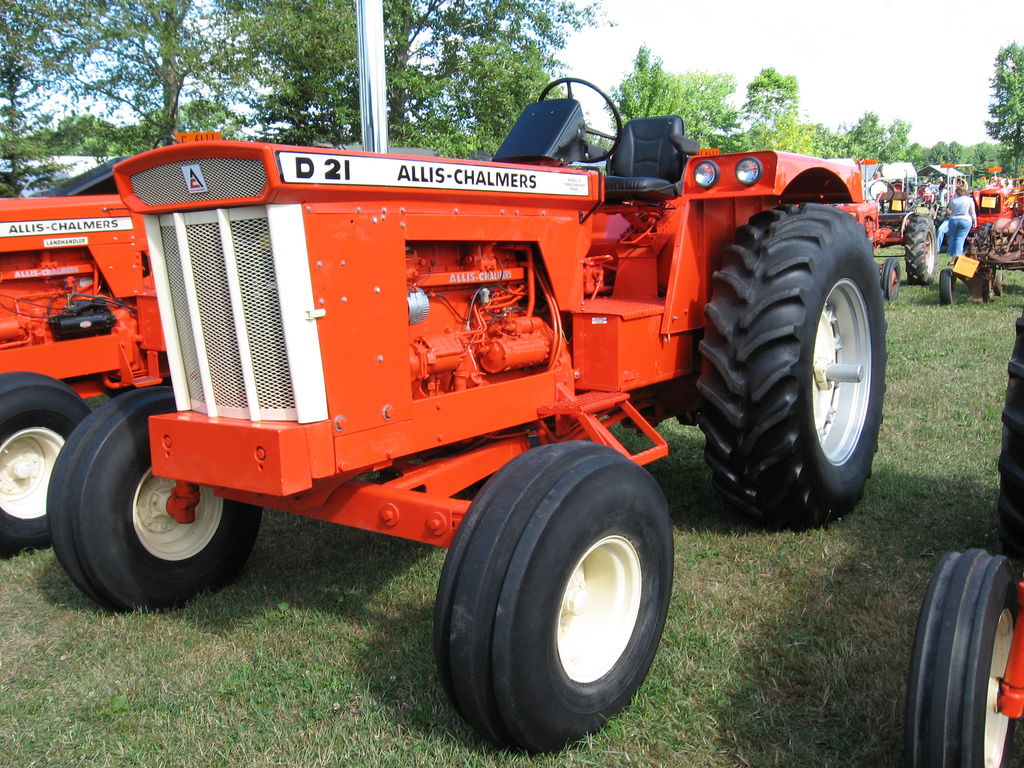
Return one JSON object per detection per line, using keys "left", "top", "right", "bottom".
{"left": 0, "top": 189, "right": 167, "bottom": 556}
{"left": 938, "top": 185, "right": 1024, "bottom": 304}
{"left": 47, "top": 79, "right": 887, "bottom": 750}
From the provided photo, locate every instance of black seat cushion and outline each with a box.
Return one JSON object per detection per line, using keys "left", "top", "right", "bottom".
{"left": 605, "top": 116, "right": 695, "bottom": 202}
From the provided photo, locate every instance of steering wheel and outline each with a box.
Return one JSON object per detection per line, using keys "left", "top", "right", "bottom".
{"left": 539, "top": 77, "right": 623, "bottom": 163}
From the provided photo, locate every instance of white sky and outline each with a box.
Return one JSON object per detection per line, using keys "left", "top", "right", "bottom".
{"left": 559, "top": 0, "right": 1016, "bottom": 148}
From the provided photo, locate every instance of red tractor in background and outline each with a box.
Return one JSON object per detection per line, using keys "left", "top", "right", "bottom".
{"left": 938, "top": 184, "right": 1024, "bottom": 304}
{"left": 0, "top": 170, "right": 167, "bottom": 556}
{"left": 45, "top": 79, "right": 888, "bottom": 751}
{"left": 838, "top": 165, "right": 938, "bottom": 302}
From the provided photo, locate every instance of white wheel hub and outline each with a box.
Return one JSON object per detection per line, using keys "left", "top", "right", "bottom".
{"left": 132, "top": 469, "right": 222, "bottom": 560}
{"left": 811, "top": 279, "right": 872, "bottom": 465}
{"left": 984, "top": 608, "right": 1014, "bottom": 767}
{"left": 0, "top": 427, "right": 64, "bottom": 520}
{"left": 557, "top": 535, "right": 642, "bottom": 684}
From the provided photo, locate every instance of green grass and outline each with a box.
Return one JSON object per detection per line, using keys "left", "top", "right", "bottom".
{"left": 3, "top": 253, "right": 1024, "bottom": 767}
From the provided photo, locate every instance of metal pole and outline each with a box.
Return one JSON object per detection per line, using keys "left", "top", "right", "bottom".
{"left": 356, "top": 0, "right": 388, "bottom": 153}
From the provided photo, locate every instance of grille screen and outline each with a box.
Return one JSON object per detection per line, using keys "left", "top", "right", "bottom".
{"left": 131, "top": 158, "right": 267, "bottom": 206}
{"left": 161, "top": 224, "right": 205, "bottom": 408}
{"left": 185, "top": 222, "right": 248, "bottom": 410}
{"left": 231, "top": 217, "right": 295, "bottom": 411}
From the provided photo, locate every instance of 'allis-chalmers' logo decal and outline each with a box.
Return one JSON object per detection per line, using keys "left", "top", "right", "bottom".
{"left": 182, "top": 164, "right": 208, "bottom": 193}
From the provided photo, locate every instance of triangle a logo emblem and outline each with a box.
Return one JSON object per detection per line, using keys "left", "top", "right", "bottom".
{"left": 181, "top": 164, "right": 208, "bottom": 194}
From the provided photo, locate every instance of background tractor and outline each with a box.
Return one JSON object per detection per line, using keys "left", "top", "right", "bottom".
{"left": 0, "top": 175, "right": 167, "bottom": 556}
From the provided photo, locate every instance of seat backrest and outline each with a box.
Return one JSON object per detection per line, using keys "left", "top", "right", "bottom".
{"left": 493, "top": 99, "right": 588, "bottom": 164}
{"left": 607, "top": 116, "right": 686, "bottom": 182}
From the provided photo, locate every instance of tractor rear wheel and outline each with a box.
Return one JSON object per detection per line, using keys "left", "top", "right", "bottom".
{"left": 0, "top": 372, "right": 91, "bottom": 558}
{"left": 698, "top": 204, "right": 886, "bottom": 528}
{"left": 999, "top": 306, "right": 1024, "bottom": 556}
{"left": 47, "top": 387, "right": 262, "bottom": 611}
{"left": 905, "top": 549, "right": 1016, "bottom": 768}
{"left": 881, "top": 256, "right": 901, "bottom": 301}
{"left": 435, "top": 442, "right": 672, "bottom": 752}
{"left": 940, "top": 269, "right": 958, "bottom": 305}
{"left": 904, "top": 213, "right": 937, "bottom": 285}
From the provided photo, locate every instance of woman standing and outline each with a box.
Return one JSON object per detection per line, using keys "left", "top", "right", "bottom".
{"left": 946, "top": 184, "right": 978, "bottom": 258}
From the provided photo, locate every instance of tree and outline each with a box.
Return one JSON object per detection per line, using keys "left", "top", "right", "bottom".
{"left": 612, "top": 47, "right": 740, "bottom": 150}
{"left": 838, "top": 111, "right": 911, "bottom": 163}
{"left": 55, "top": 0, "right": 241, "bottom": 150}
{"left": 987, "top": 42, "right": 1024, "bottom": 177}
{"left": 233, "top": 0, "right": 597, "bottom": 155}
{"left": 227, "top": 0, "right": 361, "bottom": 147}
{"left": 0, "top": 0, "right": 66, "bottom": 196}
{"left": 741, "top": 67, "right": 815, "bottom": 153}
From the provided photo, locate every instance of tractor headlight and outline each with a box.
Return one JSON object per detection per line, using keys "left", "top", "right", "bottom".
{"left": 694, "top": 160, "right": 720, "bottom": 189}
{"left": 735, "top": 157, "right": 763, "bottom": 186}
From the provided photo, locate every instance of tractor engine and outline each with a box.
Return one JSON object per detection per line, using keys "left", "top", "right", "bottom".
{"left": 969, "top": 213, "right": 1024, "bottom": 262}
{"left": 405, "top": 241, "right": 556, "bottom": 398}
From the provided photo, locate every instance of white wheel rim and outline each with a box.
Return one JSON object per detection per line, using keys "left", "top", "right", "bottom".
{"left": 556, "top": 535, "right": 642, "bottom": 684}
{"left": 984, "top": 608, "right": 1014, "bottom": 767}
{"left": 0, "top": 427, "right": 64, "bottom": 520}
{"left": 132, "top": 470, "right": 222, "bottom": 560}
{"left": 811, "top": 279, "right": 872, "bottom": 465}
{"left": 925, "top": 231, "right": 937, "bottom": 274}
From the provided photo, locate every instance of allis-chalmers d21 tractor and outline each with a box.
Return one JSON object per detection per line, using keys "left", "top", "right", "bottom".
{"left": 0, "top": 190, "right": 166, "bottom": 556}
{"left": 47, "top": 80, "right": 887, "bottom": 751}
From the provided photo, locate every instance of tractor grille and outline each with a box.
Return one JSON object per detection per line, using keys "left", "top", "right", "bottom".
{"left": 149, "top": 205, "right": 327, "bottom": 423}
{"left": 130, "top": 158, "right": 267, "bottom": 206}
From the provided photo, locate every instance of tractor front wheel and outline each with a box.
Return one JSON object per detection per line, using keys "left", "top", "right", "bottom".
{"left": 905, "top": 549, "right": 1017, "bottom": 768}
{"left": 904, "top": 213, "right": 937, "bottom": 285}
{"left": 0, "top": 372, "right": 90, "bottom": 558}
{"left": 881, "top": 256, "right": 901, "bottom": 301}
{"left": 940, "top": 268, "right": 958, "bottom": 305}
{"left": 698, "top": 204, "right": 886, "bottom": 528}
{"left": 434, "top": 442, "right": 672, "bottom": 752}
{"left": 47, "top": 387, "right": 262, "bottom": 611}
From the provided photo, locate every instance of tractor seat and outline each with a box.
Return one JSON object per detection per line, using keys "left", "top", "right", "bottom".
{"left": 604, "top": 116, "right": 700, "bottom": 202}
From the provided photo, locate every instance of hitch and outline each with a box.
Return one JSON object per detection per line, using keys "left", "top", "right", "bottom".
{"left": 165, "top": 479, "right": 201, "bottom": 524}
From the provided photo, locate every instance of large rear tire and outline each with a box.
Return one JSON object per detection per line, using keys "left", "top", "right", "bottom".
{"left": 0, "top": 372, "right": 90, "bottom": 557}
{"left": 904, "top": 213, "right": 937, "bottom": 285}
{"left": 435, "top": 442, "right": 672, "bottom": 752}
{"left": 905, "top": 549, "right": 1017, "bottom": 768}
{"left": 999, "top": 306, "right": 1024, "bottom": 556}
{"left": 698, "top": 204, "right": 887, "bottom": 528}
{"left": 47, "top": 387, "right": 262, "bottom": 611}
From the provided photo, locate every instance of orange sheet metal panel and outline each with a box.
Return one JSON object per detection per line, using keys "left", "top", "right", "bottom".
{"left": 0, "top": 333, "right": 122, "bottom": 379}
{"left": 149, "top": 413, "right": 336, "bottom": 496}
{"left": 572, "top": 298, "right": 692, "bottom": 391}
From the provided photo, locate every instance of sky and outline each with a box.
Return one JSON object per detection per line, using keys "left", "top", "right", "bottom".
{"left": 558, "top": 0, "right": 1015, "bottom": 149}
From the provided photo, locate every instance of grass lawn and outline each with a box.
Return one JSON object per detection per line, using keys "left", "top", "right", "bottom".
{"left": 3, "top": 251, "right": 1023, "bottom": 767}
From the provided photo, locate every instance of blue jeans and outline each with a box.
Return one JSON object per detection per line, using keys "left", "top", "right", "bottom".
{"left": 947, "top": 217, "right": 973, "bottom": 256}
{"left": 936, "top": 218, "right": 949, "bottom": 251}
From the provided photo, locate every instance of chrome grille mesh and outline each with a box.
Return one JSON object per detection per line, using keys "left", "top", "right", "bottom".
{"left": 131, "top": 158, "right": 267, "bottom": 206}
{"left": 230, "top": 217, "right": 295, "bottom": 410}
{"left": 160, "top": 224, "right": 205, "bottom": 408}
{"left": 185, "top": 222, "right": 248, "bottom": 410}
{"left": 158, "top": 208, "right": 301, "bottom": 420}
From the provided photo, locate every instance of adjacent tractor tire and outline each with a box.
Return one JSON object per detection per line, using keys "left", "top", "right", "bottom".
{"left": 905, "top": 549, "right": 1017, "bottom": 768}
{"left": 940, "top": 268, "right": 958, "bottom": 305}
{"left": 904, "top": 213, "right": 938, "bottom": 285}
{"left": 698, "top": 204, "right": 887, "bottom": 529}
{"left": 999, "top": 306, "right": 1024, "bottom": 556}
{"left": 434, "top": 442, "right": 673, "bottom": 752}
{"left": 0, "top": 372, "right": 91, "bottom": 558}
{"left": 47, "top": 387, "right": 262, "bottom": 611}
{"left": 881, "top": 256, "right": 901, "bottom": 302}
